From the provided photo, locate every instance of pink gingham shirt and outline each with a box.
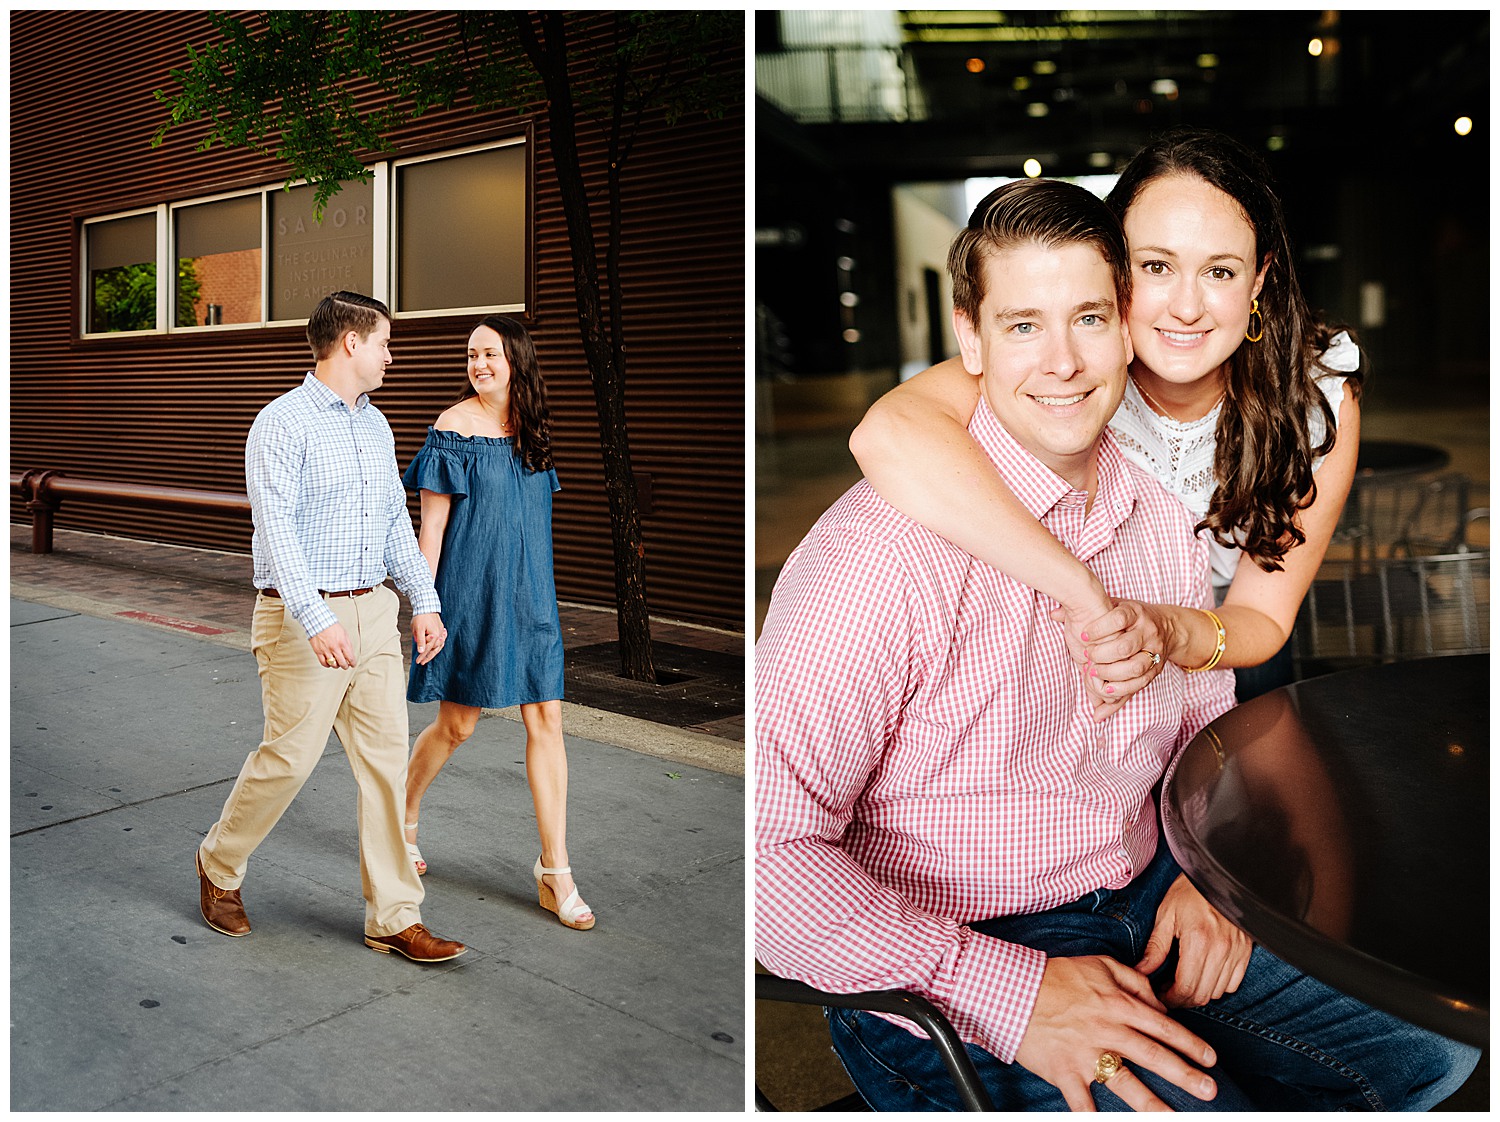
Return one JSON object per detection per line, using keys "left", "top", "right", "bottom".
{"left": 754, "top": 397, "right": 1236, "bottom": 1064}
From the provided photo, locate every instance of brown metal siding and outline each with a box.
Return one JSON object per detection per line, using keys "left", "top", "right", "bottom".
{"left": 10, "top": 11, "right": 746, "bottom": 628}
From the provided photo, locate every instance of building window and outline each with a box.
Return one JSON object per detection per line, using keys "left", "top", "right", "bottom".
{"left": 83, "top": 211, "right": 160, "bottom": 334}
{"left": 172, "top": 193, "right": 263, "bottom": 328}
{"left": 269, "top": 178, "right": 376, "bottom": 323}
{"left": 394, "top": 140, "right": 527, "bottom": 316}
{"left": 79, "top": 136, "right": 527, "bottom": 336}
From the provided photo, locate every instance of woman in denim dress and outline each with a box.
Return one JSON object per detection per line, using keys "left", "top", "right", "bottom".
{"left": 401, "top": 315, "right": 593, "bottom": 931}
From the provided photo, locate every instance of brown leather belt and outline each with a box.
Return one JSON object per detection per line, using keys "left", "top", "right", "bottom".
{"left": 260, "top": 586, "right": 376, "bottom": 599}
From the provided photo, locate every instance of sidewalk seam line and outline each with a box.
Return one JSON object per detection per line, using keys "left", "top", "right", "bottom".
{"left": 11, "top": 776, "right": 242, "bottom": 837}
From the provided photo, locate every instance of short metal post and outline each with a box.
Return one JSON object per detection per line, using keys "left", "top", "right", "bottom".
{"left": 29, "top": 502, "right": 54, "bottom": 554}
{"left": 23, "top": 470, "right": 61, "bottom": 554}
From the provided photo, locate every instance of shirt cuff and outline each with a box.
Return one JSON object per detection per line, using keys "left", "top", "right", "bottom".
{"left": 928, "top": 926, "right": 1048, "bottom": 1064}
{"left": 407, "top": 587, "right": 442, "bottom": 617}
{"left": 290, "top": 596, "right": 339, "bottom": 639}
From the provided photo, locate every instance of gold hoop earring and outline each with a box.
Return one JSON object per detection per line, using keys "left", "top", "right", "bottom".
{"left": 1245, "top": 298, "right": 1264, "bottom": 343}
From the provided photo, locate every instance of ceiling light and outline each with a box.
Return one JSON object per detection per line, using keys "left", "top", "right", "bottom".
{"left": 1089, "top": 151, "right": 1112, "bottom": 169}
{"left": 1033, "top": 60, "right": 1057, "bottom": 76}
{"left": 965, "top": 57, "right": 985, "bottom": 74}
{"left": 1308, "top": 38, "right": 1324, "bottom": 57}
{"left": 1023, "top": 159, "right": 1042, "bottom": 178}
{"left": 1197, "top": 53, "right": 1218, "bottom": 69}
{"left": 1027, "top": 103, "right": 1049, "bottom": 118}
{"left": 1455, "top": 116, "right": 1473, "bottom": 136}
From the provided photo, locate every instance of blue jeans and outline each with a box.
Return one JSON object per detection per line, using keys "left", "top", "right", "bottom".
{"left": 828, "top": 840, "right": 1479, "bottom": 1110}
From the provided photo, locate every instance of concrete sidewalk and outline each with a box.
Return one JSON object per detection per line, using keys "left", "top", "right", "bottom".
{"left": 11, "top": 584, "right": 745, "bottom": 1110}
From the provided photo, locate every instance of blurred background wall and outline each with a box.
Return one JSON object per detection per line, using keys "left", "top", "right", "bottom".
{"left": 754, "top": 9, "right": 1489, "bottom": 630}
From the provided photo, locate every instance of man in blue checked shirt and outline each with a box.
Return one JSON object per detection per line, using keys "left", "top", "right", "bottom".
{"left": 195, "top": 291, "right": 467, "bottom": 963}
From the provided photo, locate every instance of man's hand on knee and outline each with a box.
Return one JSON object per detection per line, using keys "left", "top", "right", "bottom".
{"left": 1138, "top": 874, "right": 1253, "bottom": 1009}
{"left": 309, "top": 622, "right": 355, "bottom": 670}
{"left": 1014, "top": 954, "right": 1218, "bottom": 1112}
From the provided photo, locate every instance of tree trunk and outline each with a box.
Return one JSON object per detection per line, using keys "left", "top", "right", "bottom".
{"left": 515, "top": 12, "right": 656, "bottom": 682}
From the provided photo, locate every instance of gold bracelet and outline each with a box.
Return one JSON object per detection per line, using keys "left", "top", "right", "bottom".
{"left": 1185, "top": 608, "right": 1226, "bottom": 673}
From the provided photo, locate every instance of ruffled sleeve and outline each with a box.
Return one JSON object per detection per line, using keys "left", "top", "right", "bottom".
{"left": 1317, "top": 330, "right": 1360, "bottom": 373}
{"left": 402, "top": 429, "right": 470, "bottom": 498}
{"left": 1309, "top": 331, "right": 1358, "bottom": 475}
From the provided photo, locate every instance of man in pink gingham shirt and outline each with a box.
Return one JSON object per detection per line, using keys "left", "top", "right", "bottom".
{"left": 754, "top": 179, "right": 1242, "bottom": 1111}
{"left": 758, "top": 175, "right": 1480, "bottom": 1115}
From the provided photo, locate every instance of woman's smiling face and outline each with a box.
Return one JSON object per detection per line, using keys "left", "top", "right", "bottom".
{"left": 467, "top": 324, "right": 511, "bottom": 396}
{"left": 1122, "top": 173, "right": 1268, "bottom": 390}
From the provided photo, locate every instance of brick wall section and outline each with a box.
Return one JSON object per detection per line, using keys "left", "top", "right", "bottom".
{"left": 187, "top": 249, "right": 262, "bottom": 325}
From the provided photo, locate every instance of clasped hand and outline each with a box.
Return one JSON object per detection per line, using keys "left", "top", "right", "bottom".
{"left": 411, "top": 612, "right": 447, "bottom": 665}
{"left": 1054, "top": 598, "right": 1173, "bottom": 721}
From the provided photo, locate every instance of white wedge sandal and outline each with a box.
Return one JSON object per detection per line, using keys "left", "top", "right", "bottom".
{"left": 534, "top": 857, "right": 595, "bottom": 930}
{"left": 404, "top": 821, "right": 427, "bottom": 876}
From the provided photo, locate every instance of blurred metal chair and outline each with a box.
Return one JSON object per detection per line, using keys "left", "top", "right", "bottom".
{"left": 754, "top": 972, "right": 995, "bottom": 1111}
{"left": 1292, "top": 550, "right": 1490, "bottom": 679}
{"left": 1334, "top": 471, "right": 1479, "bottom": 568}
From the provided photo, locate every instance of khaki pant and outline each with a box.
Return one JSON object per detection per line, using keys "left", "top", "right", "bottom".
{"left": 200, "top": 584, "right": 423, "bottom": 936}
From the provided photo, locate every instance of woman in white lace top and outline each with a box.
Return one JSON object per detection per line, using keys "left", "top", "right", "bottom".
{"left": 849, "top": 128, "right": 1364, "bottom": 709}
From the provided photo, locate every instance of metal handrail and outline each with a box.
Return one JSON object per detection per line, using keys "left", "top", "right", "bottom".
{"left": 10, "top": 470, "right": 250, "bottom": 554}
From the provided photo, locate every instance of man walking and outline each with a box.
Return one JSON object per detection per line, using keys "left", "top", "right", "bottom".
{"left": 196, "top": 290, "right": 466, "bottom": 963}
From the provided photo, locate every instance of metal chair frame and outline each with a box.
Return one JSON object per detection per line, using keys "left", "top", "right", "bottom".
{"left": 1335, "top": 470, "right": 1477, "bottom": 568}
{"left": 754, "top": 972, "right": 995, "bottom": 1111}
{"left": 1293, "top": 549, "right": 1489, "bottom": 677}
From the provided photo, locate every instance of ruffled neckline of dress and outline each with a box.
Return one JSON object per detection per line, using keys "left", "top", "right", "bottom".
{"left": 425, "top": 426, "right": 514, "bottom": 447}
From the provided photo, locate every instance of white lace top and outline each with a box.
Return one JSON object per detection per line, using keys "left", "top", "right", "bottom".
{"left": 1107, "top": 331, "right": 1359, "bottom": 590}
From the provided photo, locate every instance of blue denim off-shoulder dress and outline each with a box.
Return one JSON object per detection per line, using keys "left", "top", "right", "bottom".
{"left": 403, "top": 427, "right": 565, "bottom": 708}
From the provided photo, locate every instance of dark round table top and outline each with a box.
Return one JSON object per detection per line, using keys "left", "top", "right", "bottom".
{"left": 1161, "top": 655, "right": 1488, "bottom": 1047}
{"left": 1355, "top": 439, "right": 1451, "bottom": 478}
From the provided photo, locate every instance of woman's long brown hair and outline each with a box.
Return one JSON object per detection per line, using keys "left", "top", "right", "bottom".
{"left": 459, "top": 315, "right": 554, "bottom": 473}
{"left": 1107, "top": 128, "right": 1364, "bottom": 571}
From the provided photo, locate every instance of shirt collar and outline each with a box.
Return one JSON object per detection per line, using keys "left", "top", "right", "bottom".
{"left": 968, "top": 393, "right": 1138, "bottom": 525}
{"left": 300, "top": 371, "right": 368, "bottom": 412}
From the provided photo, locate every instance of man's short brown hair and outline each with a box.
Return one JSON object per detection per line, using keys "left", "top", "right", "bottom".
{"left": 948, "top": 180, "right": 1131, "bottom": 326}
{"left": 306, "top": 291, "right": 391, "bottom": 360}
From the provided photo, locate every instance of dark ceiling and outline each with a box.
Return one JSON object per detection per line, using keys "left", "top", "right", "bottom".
{"left": 757, "top": 9, "right": 1490, "bottom": 182}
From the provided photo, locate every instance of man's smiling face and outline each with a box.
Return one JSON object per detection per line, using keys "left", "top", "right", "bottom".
{"left": 954, "top": 239, "right": 1131, "bottom": 491}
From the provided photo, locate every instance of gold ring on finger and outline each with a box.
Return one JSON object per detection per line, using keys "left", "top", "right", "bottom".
{"left": 1146, "top": 650, "right": 1161, "bottom": 668}
{"left": 326, "top": 657, "right": 337, "bottom": 667}
{"left": 1094, "top": 1051, "right": 1124, "bottom": 1084}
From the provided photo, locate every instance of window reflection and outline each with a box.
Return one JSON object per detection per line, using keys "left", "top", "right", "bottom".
{"left": 173, "top": 195, "right": 262, "bottom": 327}
{"left": 86, "top": 213, "right": 157, "bottom": 334}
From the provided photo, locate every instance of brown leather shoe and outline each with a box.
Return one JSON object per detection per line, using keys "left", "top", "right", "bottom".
{"left": 196, "top": 850, "right": 250, "bottom": 937}
{"left": 364, "top": 923, "right": 467, "bottom": 963}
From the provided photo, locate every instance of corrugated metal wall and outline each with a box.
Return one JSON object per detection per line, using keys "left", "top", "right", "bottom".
{"left": 10, "top": 11, "right": 746, "bottom": 629}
